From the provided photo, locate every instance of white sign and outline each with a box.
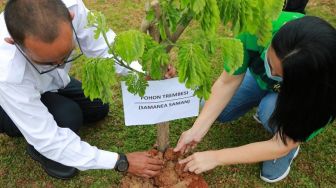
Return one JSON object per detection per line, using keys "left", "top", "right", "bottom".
{"left": 121, "top": 77, "right": 200, "bottom": 126}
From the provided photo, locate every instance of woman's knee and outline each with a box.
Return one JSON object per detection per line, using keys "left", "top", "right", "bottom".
{"left": 257, "top": 93, "right": 278, "bottom": 133}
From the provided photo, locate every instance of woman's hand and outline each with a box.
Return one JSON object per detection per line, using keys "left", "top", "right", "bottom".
{"left": 179, "top": 151, "right": 219, "bottom": 174}
{"left": 174, "top": 71, "right": 244, "bottom": 155}
{"left": 126, "top": 151, "right": 164, "bottom": 178}
{"left": 174, "top": 128, "right": 206, "bottom": 154}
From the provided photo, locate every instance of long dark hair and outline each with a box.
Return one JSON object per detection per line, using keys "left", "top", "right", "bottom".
{"left": 283, "top": 0, "right": 309, "bottom": 14}
{"left": 270, "top": 16, "right": 336, "bottom": 144}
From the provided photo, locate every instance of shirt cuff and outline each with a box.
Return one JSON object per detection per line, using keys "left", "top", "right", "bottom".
{"left": 96, "top": 150, "right": 119, "bottom": 169}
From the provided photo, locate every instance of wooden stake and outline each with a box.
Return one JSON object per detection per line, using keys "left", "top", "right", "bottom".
{"left": 156, "top": 122, "right": 169, "bottom": 152}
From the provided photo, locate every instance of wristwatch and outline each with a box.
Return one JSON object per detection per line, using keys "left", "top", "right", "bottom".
{"left": 114, "top": 153, "right": 129, "bottom": 172}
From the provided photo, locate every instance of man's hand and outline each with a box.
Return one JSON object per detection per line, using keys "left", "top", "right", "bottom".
{"left": 179, "top": 151, "right": 219, "bottom": 174}
{"left": 126, "top": 151, "right": 164, "bottom": 178}
{"left": 145, "top": 64, "right": 176, "bottom": 81}
{"left": 164, "top": 64, "right": 176, "bottom": 79}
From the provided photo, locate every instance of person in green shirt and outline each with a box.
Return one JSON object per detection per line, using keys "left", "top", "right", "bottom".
{"left": 174, "top": 13, "right": 336, "bottom": 183}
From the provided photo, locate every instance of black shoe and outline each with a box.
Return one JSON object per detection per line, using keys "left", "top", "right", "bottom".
{"left": 26, "top": 145, "right": 78, "bottom": 180}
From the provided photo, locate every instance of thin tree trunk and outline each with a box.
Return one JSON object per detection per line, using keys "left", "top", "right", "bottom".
{"left": 140, "top": 0, "right": 192, "bottom": 152}
{"left": 156, "top": 122, "right": 170, "bottom": 152}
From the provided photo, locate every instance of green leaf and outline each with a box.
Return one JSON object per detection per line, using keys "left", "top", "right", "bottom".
{"left": 218, "top": 0, "right": 284, "bottom": 46}
{"left": 180, "top": 0, "right": 190, "bottom": 9}
{"left": 150, "top": 46, "right": 169, "bottom": 80}
{"left": 219, "top": 38, "right": 244, "bottom": 74}
{"left": 159, "top": 1, "right": 180, "bottom": 33}
{"left": 196, "top": 0, "right": 220, "bottom": 36}
{"left": 87, "top": 11, "right": 109, "bottom": 39}
{"left": 123, "top": 73, "right": 149, "bottom": 97}
{"left": 113, "top": 30, "right": 145, "bottom": 64}
{"left": 255, "top": 0, "right": 284, "bottom": 46}
{"left": 146, "top": 8, "right": 156, "bottom": 22}
{"left": 177, "top": 43, "right": 211, "bottom": 99}
{"left": 165, "top": 3, "right": 181, "bottom": 33}
{"left": 141, "top": 35, "right": 169, "bottom": 80}
{"left": 83, "top": 1, "right": 285, "bottom": 102}
{"left": 191, "top": 0, "right": 206, "bottom": 14}
{"left": 158, "top": 19, "right": 168, "bottom": 41}
{"left": 82, "top": 57, "right": 117, "bottom": 104}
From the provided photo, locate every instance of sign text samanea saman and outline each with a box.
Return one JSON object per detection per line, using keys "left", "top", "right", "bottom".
{"left": 121, "top": 78, "right": 200, "bottom": 126}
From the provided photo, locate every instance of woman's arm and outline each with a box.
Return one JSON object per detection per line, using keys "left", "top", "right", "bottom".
{"left": 180, "top": 134, "right": 300, "bottom": 174}
{"left": 174, "top": 71, "right": 245, "bottom": 153}
{"left": 192, "top": 71, "right": 245, "bottom": 136}
{"left": 216, "top": 134, "right": 299, "bottom": 165}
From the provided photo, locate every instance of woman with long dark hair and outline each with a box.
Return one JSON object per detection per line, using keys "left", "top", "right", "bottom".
{"left": 174, "top": 13, "right": 336, "bottom": 183}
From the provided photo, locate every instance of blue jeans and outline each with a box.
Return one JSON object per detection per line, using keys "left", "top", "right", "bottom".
{"left": 217, "top": 70, "right": 277, "bottom": 133}
{"left": 215, "top": 70, "right": 299, "bottom": 181}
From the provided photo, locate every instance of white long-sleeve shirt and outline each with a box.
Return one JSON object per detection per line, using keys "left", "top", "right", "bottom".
{"left": 0, "top": 0, "right": 127, "bottom": 170}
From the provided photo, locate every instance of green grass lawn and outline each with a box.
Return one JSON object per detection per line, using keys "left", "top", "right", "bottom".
{"left": 1, "top": 0, "right": 335, "bottom": 187}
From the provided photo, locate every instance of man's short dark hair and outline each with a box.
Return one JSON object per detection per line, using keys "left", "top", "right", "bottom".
{"left": 4, "top": 0, "right": 71, "bottom": 46}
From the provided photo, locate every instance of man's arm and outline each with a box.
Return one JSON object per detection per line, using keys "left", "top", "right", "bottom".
{"left": 0, "top": 81, "right": 118, "bottom": 170}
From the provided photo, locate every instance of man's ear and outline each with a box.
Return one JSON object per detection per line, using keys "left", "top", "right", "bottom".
{"left": 4, "top": 37, "right": 15, "bottom": 45}
{"left": 69, "top": 11, "right": 75, "bottom": 20}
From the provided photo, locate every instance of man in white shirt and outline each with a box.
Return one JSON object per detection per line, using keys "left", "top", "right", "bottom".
{"left": 0, "top": 0, "right": 163, "bottom": 179}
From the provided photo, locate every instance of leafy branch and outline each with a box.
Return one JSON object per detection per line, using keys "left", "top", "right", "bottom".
{"left": 87, "top": 11, "right": 143, "bottom": 74}
{"left": 82, "top": 0, "right": 284, "bottom": 105}
{"left": 82, "top": 0, "right": 284, "bottom": 153}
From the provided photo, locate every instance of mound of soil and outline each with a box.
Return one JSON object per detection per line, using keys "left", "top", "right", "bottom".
{"left": 120, "top": 148, "right": 208, "bottom": 188}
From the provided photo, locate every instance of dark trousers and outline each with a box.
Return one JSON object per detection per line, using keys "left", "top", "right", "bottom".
{"left": 0, "top": 78, "right": 109, "bottom": 137}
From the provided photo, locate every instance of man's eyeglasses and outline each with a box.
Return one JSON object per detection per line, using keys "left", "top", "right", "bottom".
{"left": 15, "top": 23, "right": 83, "bottom": 74}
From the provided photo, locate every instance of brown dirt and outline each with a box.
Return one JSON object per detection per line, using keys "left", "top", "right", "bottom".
{"left": 120, "top": 148, "right": 208, "bottom": 188}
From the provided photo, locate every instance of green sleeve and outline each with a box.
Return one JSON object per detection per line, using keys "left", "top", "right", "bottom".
{"left": 224, "top": 33, "right": 262, "bottom": 75}
{"left": 305, "top": 117, "right": 334, "bottom": 142}
{"left": 305, "top": 127, "right": 325, "bottom": 142}
{"left": 224, "top": 11, "right": 304, "bottom": 76}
